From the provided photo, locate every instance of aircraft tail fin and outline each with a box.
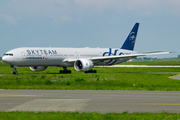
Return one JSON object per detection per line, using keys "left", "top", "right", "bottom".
{"left": 121, "top": 23, "right": 139, "bottom": 51}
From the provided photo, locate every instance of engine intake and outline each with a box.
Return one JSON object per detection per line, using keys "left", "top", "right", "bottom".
{"left": 30, "top": 66, "right": 47, "bottom": 71}
{"left": 74, "top": 59, "right": 93, "bottom": 71}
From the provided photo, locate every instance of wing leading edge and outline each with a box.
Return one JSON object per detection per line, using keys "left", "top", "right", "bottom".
{"left": 63, "top": 51, "right": 171, "bottom": 63}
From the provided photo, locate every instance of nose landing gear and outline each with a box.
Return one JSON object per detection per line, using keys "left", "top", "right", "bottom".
{"left": 11, "top": 65, "right": 18, "bottom": 75}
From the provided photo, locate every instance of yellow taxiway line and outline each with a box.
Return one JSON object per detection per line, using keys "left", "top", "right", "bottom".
{"left": 0, "top": 94, "right": 42, "bottom": 97}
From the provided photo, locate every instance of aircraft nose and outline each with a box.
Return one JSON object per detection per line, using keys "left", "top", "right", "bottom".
{"left": 2, "top": 56, "right": 9, "bottom": 63}
{"left": 2, "top": 56, "right": 6, "bottom": 62}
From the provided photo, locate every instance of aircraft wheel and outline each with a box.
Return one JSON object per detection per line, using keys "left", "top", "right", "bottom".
{"left": 85, "top": 70, "right": 97, "bottom": 73}
{"left": 63, "top": 70, "right": 67, "bottom": 74}
{"left": 13, "top": 71, "right": 18, "bottom": 75}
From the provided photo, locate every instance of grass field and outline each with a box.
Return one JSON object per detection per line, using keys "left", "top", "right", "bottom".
{"left": 120, "top": 61, "right": 180, "bottom": 65}
{"left": 1, "top": 61, "right": 180, "bottom": 90}
{"left": 0, "top": 112, "right": 180, "bottom": 120}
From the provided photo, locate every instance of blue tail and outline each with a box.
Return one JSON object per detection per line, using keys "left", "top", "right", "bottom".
{"left": 121, "top": 23, "right": 139, "bottom": 51}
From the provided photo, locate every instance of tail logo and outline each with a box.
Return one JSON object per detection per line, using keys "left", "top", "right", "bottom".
{"left": 121, "top": 23, "right": 139, "bottom": 51}
{"left": 129, "top": 32, "right": 136, "bottom": 43}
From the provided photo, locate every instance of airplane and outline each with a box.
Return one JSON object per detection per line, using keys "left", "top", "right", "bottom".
{"left": 2, "top": 23, "right": 170, "bottom": 75}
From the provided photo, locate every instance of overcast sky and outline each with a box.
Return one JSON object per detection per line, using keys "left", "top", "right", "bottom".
{"left": 1, "top": 0, "right": 180, "bottom": 58}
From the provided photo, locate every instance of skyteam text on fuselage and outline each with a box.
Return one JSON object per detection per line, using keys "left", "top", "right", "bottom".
{"left": 26, "top": 50, "right": 57, "bottom": 55}
{"left": 2, "top": 23, "right": 170, "bottom": 75}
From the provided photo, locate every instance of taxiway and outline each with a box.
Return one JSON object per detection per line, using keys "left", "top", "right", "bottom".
{"left": 1, "top": 90, "right": 180, "bottom": 113}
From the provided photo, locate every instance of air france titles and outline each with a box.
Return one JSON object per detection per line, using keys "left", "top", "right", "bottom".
{"left": 27, "top": 50, "right": 57, "bottom": 55}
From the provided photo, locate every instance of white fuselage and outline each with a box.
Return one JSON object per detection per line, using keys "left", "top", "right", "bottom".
{"left": 2, "top": 47, "right": 137, "bottom": 67}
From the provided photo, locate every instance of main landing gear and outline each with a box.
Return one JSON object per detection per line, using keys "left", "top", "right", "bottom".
{"left": 11, "top": 65, "right": 18, "bottom": 75}
{"left": 85, "top": 69, "right": 97, "bottom": 73}
{"left": 59, "top": 67, "right": 71, "bottom": 74}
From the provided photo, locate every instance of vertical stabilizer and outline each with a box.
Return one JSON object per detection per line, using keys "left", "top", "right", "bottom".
{"left": 121, "top": 23, "right": 139, "bottom": 51}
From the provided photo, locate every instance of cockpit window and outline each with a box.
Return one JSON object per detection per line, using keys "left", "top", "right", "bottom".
{"left": 3, "top": 53, "right": 13, "bottom": 56}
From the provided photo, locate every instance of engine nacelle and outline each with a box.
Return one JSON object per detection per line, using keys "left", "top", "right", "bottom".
{"left": 74, "top": 59, "right": 94, "bottom": 71}
{"left": 30, "top": 66, "right": 47, "bottom": 71}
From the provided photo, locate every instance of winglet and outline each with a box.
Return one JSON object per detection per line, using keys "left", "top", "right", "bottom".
{"left": 121, "top": 23, "right": 139, "bottom": 51}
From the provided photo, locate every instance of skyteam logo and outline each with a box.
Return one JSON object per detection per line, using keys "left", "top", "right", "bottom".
{"left": 27, "top": 50, "right": 57, "bottom": 55}
{"left": 103, "top": 48, "right": 124, "bottom": 56}
{"left": 103, "top": 48, "right": 124, "bottom": 65}
{"left": 129, "top": 32, "right": 136, "bottom": 43}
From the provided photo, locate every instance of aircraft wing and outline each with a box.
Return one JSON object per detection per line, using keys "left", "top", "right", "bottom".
{"left": 63, "top": 51, "right": 171, "bottom": 62}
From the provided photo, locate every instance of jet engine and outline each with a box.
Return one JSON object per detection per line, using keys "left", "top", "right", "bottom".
{"left": 74, "top": 59, "right": 94, "bottom": 71}
{"left": 30, "top": 66, "right": 48, "bottom": 71}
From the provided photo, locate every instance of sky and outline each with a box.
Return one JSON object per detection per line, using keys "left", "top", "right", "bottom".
{"left": 1, "top": 0, "right": 180, "bottom": 58}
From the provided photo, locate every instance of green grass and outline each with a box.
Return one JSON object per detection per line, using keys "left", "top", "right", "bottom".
{"left": 0, "top": 112, "right": 180, "bottom": 120}
{"left": 120, "top": 61, "right": 180, "bottom": 65}
{"left": 1, "top": 62, "right": 180, "bottom": 90}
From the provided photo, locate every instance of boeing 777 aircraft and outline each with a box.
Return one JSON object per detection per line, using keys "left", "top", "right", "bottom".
{"left": 2, "top": 23, "right": 170, "bottom": 75}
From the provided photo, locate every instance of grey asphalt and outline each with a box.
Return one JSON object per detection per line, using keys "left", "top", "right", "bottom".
{"left": 1, "top": 90, "right": 180, "bottom": 113}
{"left": 171, "top": 75, "right": 180, "bottom": 80}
